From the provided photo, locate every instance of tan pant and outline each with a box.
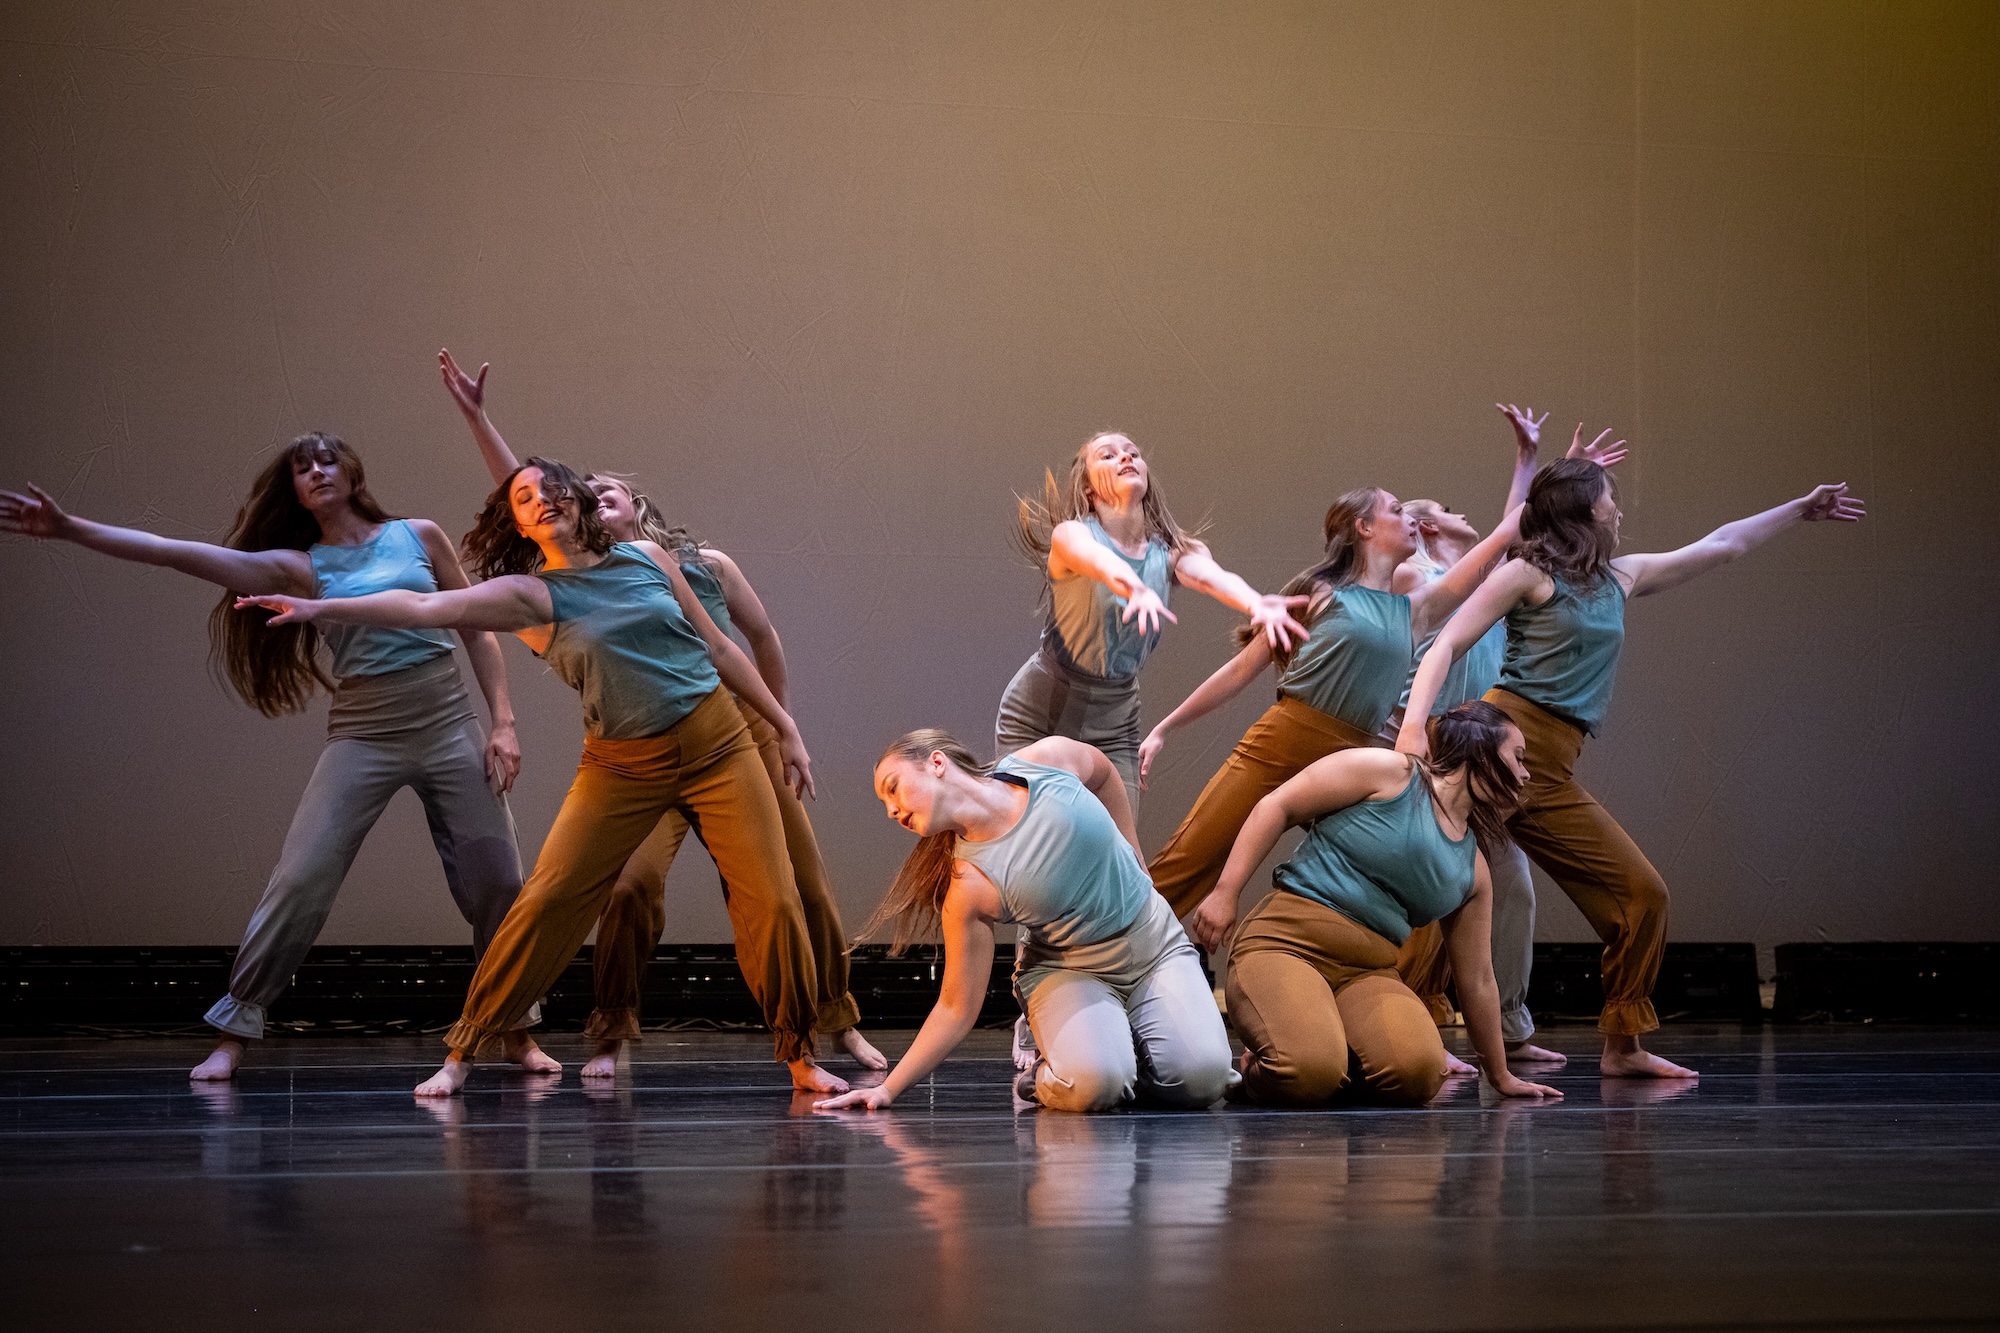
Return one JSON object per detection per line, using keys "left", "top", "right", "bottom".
{"left": 1149, "top": 697, "right": 1380, "bottom": 918}
{"left": 1227, "top": 890, "right": 1447, "bottom": 1107}
{"left": 587, "top": 697, "right": 861, "bottom": 1041}
{"left": 444, "top": 688, "right": 817, "bottom": 1064}
{"left": 1485, "top": 688, "right": 1667, "bottom": 1036}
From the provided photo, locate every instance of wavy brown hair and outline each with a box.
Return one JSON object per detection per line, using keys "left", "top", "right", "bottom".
{"left": 1014, "top": 432, "right": 1201, "bottom": 572}
{"left": 1238, "top": 486, "right": 1385, "bottom": 663}
{"left": 206, "top": 432, "right": 395, "bottom": 717}
{"left": 1511, "top": 459, "right": 1616, "bottom": 590}
{"left": 857, "top": 729, "right": 997, "bottom": 955}
{"left": 1419, "top": 700, "right": 1525, "bottom": 862}
{"left": 461, "top": 456, "right": 611, "bottom": 579}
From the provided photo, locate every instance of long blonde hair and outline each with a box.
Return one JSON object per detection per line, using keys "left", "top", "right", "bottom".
{"left": 1014, "top": 431, "right": 1200, "bottom": 568}
{"left": 1399, "top": 499, "right": 1449, "bottom": 580}
{"left": 857, "top": 729, "right": 995, "bottom": 955}
{"left": 587, "top": 470, "right": 717, "bottom": 569}
{"left": 1237, "top": 486, "right": 1385, "bottom": 664}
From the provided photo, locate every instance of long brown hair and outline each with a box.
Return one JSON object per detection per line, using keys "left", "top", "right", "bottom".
{"left": 1419, "top": 700, "right": 1525, "bottom": 861}
{"left": 1239, "top": 486, "right": 1384, "bottom": 663}
{"left": 857, "top": 729, "right": 996, "bottom": 955}
{"left": 206, "top": 432, "right": 395, "bottom": 717}
{"left": 1511, "top": 459, "right": 1615, "bottom": 590}
{"left": 461, "top": 456, "right": 611, "bottom": 579}
{"left": 1014, "top": 431, "right": 1201, "bottom": 570}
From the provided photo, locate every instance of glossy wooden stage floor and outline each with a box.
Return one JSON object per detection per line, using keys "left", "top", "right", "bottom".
{"left": 4, "top": 1025, "right": 1997, "bottom": 1332}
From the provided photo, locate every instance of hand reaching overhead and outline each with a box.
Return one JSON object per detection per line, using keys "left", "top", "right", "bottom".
{"left": 439, "top": 348, "right": 489, "bottom": 420}
{"left": 1496, "top": 403, "right": 1549, "bottom": 462}
{"left": 1567, "top": 422, "right": 1629, "bottom": 471}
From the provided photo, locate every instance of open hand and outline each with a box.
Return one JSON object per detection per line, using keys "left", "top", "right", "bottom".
{"left": 485, "top": 724, "right": 521, "bottom": 794}
{"left": 1248, "top": 594, "right": 1312, "bottom": 652}
{"left": 234, "top": 593, "right": 323, "bottom": 625}
{"left": 1490, "top": 1070, "right": 1564, "bottom": 1099}
{"left": 1496, "top": 403, "right": 1548, "bottom": 460}
{"left": 1118, "top": 586, "right": 1177, "bottom": 636}
{"left": 1799, "top": 483, "right": 1865, "bottom": 523}
{"left": 815, "top": 1083, "right": 895, "bottom": 1112}
{"left": 0, "top": 484, "right": 75, "bottom": 540}
{"left": 1567, "top": 423, "right": 1629, "bottom": 470}
{"left": 439, "top": 348, "right": 489, "bottom": 419}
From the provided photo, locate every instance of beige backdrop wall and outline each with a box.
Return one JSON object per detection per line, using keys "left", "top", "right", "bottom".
{"left": 3, "top": 2, "right": 1995, "bottom": 961}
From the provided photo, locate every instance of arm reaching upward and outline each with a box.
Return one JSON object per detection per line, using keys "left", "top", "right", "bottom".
{"left": 1613, "top": 484, "right": 1865, "bottom": 600}
{"left": 0, "top": 484, "right": 314, "bottom": 595}
{"left": 439, "top": 349, "right": 523, "bottom": 486}
{"left": 1408, "top": 504, "right": 1526, "bottom": 638}
{"left": 1396, "top": 559, "right": 1545, "bottom": 756}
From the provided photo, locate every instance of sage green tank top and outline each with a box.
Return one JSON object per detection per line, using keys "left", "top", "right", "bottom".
{"left": 1494, "top": 572, "right": 1626, "bottom": 735}
{"left": 535, "top": 544, "right": 721, "bottom": 740}
{"left": 953, "top": 757, "right": 1153, "bottom": 953}
{"left": 676, "top": 551, "right": 735, "bottom": 638}
{"left": 309, "top": 520, "right": 456, "bottom": 681}
{"left": 1271, "top": 760, "right": 1476, "bottom": 945}
{"left": 1044, "top": 517, "right": 1174, "bottom": 680}
{"left": 1276, "top": 585, "right": 1413, "bottom": 735}
{"left": 1400, "top": 564, "right": 1508, "bottom": 716}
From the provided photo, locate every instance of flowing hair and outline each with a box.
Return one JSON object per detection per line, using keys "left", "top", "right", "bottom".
{"left": 205, "top": 432, "right": 395, "bottom": 717}
{"left": 461, "top": 456, "right": 611, "bottom": 579}
{"left": 1238, "top": 486, "right": 1385, "bottom": 663}
{"left": 857, "top": 729, "right": 996, "bottom": 955}
{"left": 586, "top": 471, "right": 715, "bottom": 568}
{"left": 1419, "top": 700, "right": 1525, "bottom": 861}
{"left": 1511, "top": 459, "right": 1616, "bottom": 590}
{"left": 1014, "top": 431, "right": 1201, "bottom": 571}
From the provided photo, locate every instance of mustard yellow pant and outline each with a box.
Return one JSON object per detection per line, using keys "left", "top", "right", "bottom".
{"left": 444, "top": 688, "right": 817, "bottom": 1063}
{"left": 1484, "top": 688, "right": 1666, "bottom": 1036}
{"left": 587, "top": 697, "right": 861, "bottom": 1041}
{"left": 1227, "top": 890, "right": 1448, "bottom": 1107}
{"left": 1149, "top": 698, "right": 1380, "bottom": 918}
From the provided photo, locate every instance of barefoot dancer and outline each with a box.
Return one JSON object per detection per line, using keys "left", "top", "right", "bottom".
{"left": 437, "top": 351, "right": 885, "bottom": 1079}
{"left": 237, "top": 457, "right": 847, "bottom": 1096}
{"left": 1190, "top": 703, "right": 1563, "bottom": 1106}
{"left": 0, "top": 436, "right": 535, "bottom": 1081}
{"left": 1399, "top": 458, "right": 1866, "bottom": 1078}
{"left": 815, "top": 732, "right": 1234, "bottom": 1114}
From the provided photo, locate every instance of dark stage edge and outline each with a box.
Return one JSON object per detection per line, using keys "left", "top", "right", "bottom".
{"left": 3, "top": 1026, "right": 1997, "bottom": 1333}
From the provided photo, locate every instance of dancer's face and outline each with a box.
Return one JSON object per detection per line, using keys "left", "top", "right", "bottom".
{"left": 588, "top": 478, "right": 641, "bottom": 543}
{"left": 1498, "top": 723, "right": 1529, "bottom": 784}
{"left": 1361, "top": 490, "right": 1420, "bottom": 561}
{"left": 1591, "top": 478, "right": 1622, "bottom": 546}
{"left": 1083, "top": 434, "right": 1148, "bottom": 508}
{"left": 509, "top": 467, "right": 576, "bottom": 544}
{"left": 874, "top": 754, "right": 948, "bottom": 837}
{"left": 1410, "top": 499, "right": 1479, "bottom": 547}
{"left": 291, "top": 445, "right": 353, "bottom": 514}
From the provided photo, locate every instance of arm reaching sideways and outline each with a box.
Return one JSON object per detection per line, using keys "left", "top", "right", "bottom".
{"left": 236, "top": 575, "right": 554, "bottom": 634}
{"left": 1444, "top": 856, "right": 1561, "bottom": 1099}
{"left": 1012, "top": 735, "right": 1140, "bottom": 854}
{"left": 1171, "top": 539, "right": 1311, "bottom": 651}
{"left": 0, "top": 484, "right": 314, "bottom": 595}
{"left": 1612, "top": 484, "right": 1864, "bottom": 600}
{"left": 1048, "top": 519, "right": 1176, "bottom": 635}
{"left": 1137, "top": 637, "right": 1276, "bottom": 790}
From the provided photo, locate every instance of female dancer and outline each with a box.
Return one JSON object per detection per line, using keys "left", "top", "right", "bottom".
{"left": 1399, "top": 458, "right": 1865, "bottom": 1077}
{"left": 0, "top": 436, "right": 535, "bottom": 1081}
{"left": 1189, "top": 702, "right": 1563, "bottom": 1105}
{"left": 437, "top": 350, "right": 884, "bottom": 1078}
{"left": 814, "top": 731, "right": 1234, "bottom": 1114}
{"left": 237, "top": 456, "right": 847, "bottom": 1096}
{"left": 1000, "top": 431, "right": 1310, "bottom": 807}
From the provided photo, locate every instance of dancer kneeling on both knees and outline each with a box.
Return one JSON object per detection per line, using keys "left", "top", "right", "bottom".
{"left": 237, "top": 456, "right": 847, "bottom": 1096}
{"left": 816, "top": 732, "right": 1234, "bottom": 1114}
{"left": 1190, "top": 702, "right": 1562, "bottom": 1107}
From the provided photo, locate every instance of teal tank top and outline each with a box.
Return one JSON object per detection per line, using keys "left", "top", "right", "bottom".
{"left": 1276, "top": 585, "right": 1413, "bottom": 734}
{"left": 310, "top": 520, "right": 456, "bottom": 681}
{"left": 535, "top": 544, "right": 721, "bottom": 740}
{"left": 1400, "top": 564, "right": 1507, "bottom": 716}
{"left": 1271, "top": 760, "right": 1476, "bottom": 945}
{"left": 676, "top": 551, "right": 735, "bottom": 638}
{"left": 1494, "top": 573, "right": 1626, "bottom": 735}
{"left": 1044, "top": 517, "right": 1174, "bottom": 680}
{"left": 953, "top": 757, "right": 1153, "bottom": 953}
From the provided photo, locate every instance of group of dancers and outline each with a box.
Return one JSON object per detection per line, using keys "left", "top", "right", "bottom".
{"left": 0, "top": 358, "right": 1865, "bottom": 1108}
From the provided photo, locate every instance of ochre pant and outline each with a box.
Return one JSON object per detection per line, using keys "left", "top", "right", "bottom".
{"left": 1227, "top": 890, "right": 1447, "bottom": 1107}
{"left": 588, "top": 696, "right": 861, "bottom": 1041}
{"left": 444, "top": 688, "right": 818, "bottom": 1063}
{"left": 1484, "top": 688, "right": 1667, "bottom": 1036}
{"left": 1149, "top": 697, "right": 1381, "bottom": 918}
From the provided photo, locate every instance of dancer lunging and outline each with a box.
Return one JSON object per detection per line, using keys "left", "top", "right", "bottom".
{"left": 438, "top": 350, "right": 884, "bottom": 1078}
{"left": 0, "top": 436, "right": 535, "bottom": 1081}
{"left": 236, "top": 457, "right": 846, "bottom": 1096}
{"left": 1399, "top": 456, "right": 1865, "bottom": 1078}
{"left": 815, "top": 732, "right": 1234, "bottom": 1114}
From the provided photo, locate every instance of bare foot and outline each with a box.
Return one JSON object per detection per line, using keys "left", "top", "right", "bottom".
{"left": 1506, "top": 1041, "right": 1569, "bottom": 1068}
{"left": 190, "top": 1038, "right": 246, "bottom": 1082}
{"left": 1599, "top": 1037, "right": 1697, "bottom": 1079}
{"left": 502, "top": 1030, "right": 562, "bottom": 1075}
{"left": 1442, "top": 1051, "right": 1479, "bottom": 1077}
{"left": 415, "top": 1055, "right": 472, "bottom": 1098}
{"left": 833, "top": 1027, "right": 889, "bottom": 1071}
{"left": 581, "top": 1038, "right": 622, "bottom": 1080}
{"left": 1011, "top": 1013, "right": 1037, "bottom": 1072}
{"left": 790, "top": 1056, "right": 850, "bottom": 1094}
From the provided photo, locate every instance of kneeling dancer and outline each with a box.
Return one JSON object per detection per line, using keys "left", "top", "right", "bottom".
{"left": 817, "top": 732, "right": 1233, "bottom": 1113}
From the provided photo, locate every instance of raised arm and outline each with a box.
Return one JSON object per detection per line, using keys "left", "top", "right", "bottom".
{"left": 0, "top": 485, "right": 313, "bottom": 595}
{"left": 439, "top": 349, "right": 524, "bottom": 486}
{"left": 1137, "top": 637, "right": 1276, "bottom": 791}
{"left": 412, "top": 520, "right": 520, "bottom": 793}
{"left": 1047, "top": 520, "right": 1176, "bottom": 635}
{"left": 1444, "top": 855, "right": 1561, "bottom": 1099}
{"left": 706, "top": 549, "right": 790, "bottom": 710}
{"left": 237, "top": 576, "right": 552, "bottom": 634}
{"left": 1613, "top": 484, "right": 1865, "bottom": 600}
{"left": 1396, "top": 559, "right": 1545, "bottom": 756}
{"left": 1497, "top": 403, "right": 1549, "bottom": 515}
{"left": 1171, "top": 540, "right": 1310, "bottom": 651}
{"left": 1407, "top": 504, "right": 1526, "bottom": 638}
{"left": 1013, "top": 736, "right": 1140, "bottom": 853}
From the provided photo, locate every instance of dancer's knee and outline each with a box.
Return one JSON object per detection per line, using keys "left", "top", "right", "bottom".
{"left": 1145, "top": 1044, "right": 1234, "bottom": 1108}
{"left": 1364, "top": 1033, "right": 1448, "bottom": 1106}
{"left": 1244, "top": 1041, "right": 1349, "bottom": 1106}
{"left": 1039, "top": 1059, "right": 1136, "bottom": 1113}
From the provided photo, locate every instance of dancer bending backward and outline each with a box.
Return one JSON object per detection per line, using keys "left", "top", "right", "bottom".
{"left": 1391, "top": 407, "right": 1627, "bottom": 1068}
{"left": 1189, "top": 702, "right": 1562, "bottom": 1106}
{"left": 1398, "top": 458, "right": 1865, "bottom": 1078}
{"left": 0, "top": 437, "right": 535, "bottom": 1080}
{"left": 1001, "top": 431, "right": 1310, "bottom": 807}
{"left": 437, "top": 351, "right": 884, "bottom": 1078}
{"left": 816, "top": 732, "right": 1234, "bottom": 1114}
{"left": 238, "top": 457, "right": 848, "bottom": 1096}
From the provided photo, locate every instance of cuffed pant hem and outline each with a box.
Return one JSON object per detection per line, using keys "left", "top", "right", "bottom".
{"left": 816, "top": 994, "right": 862, "bottom": 1034}
{"left": 443, "top": 1019, "right": 507, "bottom": 1058}
{"left": 771, "top": 1031, "right": 815, "bottom": 1065}
{"left": 1598, "top": 998, "right": 1659, "bottom": 1037}
{"left": 583, "top": 1008, "right": 642, "bottom": 1043}
{"left": 204, "top": 995, "right": 265, "bottom": 1041}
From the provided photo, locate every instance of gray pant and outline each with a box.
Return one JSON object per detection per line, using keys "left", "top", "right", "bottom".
{"left": 1489, "top": 838, "right": 1537, "bottom": 1043}
{"left": 204, "top": 655, "right": 524, "bottom": 1039}
{"left": 995, "top": 649, "right": 1144, "bottom": 809}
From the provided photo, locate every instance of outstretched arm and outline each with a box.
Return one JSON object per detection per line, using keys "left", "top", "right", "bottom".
{"left": 237, "top": 576, "right": 552, "bottom": 634}
{"left": 708, "top": 549, "right": 790, "bottom": 710}
{"left": 0, "top": 485, "right": 313, "bottom": 595}
{"left": 1172, "top": 540, "right": 1311, "bottom": 652}
{"left": 412, "top": 520, "right": 520, "bottom": 793}
{"left": 1013, "top": 736, "right": 1140, "bottom": 853}
{"left": 1397, "top": 559, "right": 1544, "bottom": 756}
{"left": 439, "top": 349, "right": 524, "bottom": 486}
{"left": 1047, "top": 520, "right": 1177, "bottom": 635}
{"left": 1408, "top": 504, "right": 1526, "bottom": 638}
{"left": 1445, "top": 857, "right": 1561, "bottom": 1099}
{"left": 1614, "top": 484, "right": 1865, "bottom": 600}
{"left": 1137, "top": 637, "right": 1275, "bottom": 791}
{"left": 1497, "top": 403, "right": 1549, "bottom": 515}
